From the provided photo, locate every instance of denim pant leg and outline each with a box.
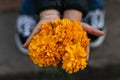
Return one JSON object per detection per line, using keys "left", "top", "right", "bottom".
{"left": 89, "top": 0, "right": 104, "bottom": 11}
{"left": 20, "top": 0, "right": 35, "bottom": 17}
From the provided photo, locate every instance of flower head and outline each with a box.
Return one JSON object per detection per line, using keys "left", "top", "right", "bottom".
{"left": 28, "top": 18, "right": 90, "bottom": 74}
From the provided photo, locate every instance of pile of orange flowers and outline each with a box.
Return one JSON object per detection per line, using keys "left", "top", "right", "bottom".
{"left": 28, "top": 18, "right": 90, "bottom": 74}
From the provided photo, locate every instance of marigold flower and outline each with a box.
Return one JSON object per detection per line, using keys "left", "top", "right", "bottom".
{"left": 28, "top": 18, "right": 90, "bottom": 74}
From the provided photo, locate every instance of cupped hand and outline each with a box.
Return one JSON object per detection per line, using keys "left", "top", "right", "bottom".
{"left": 81, "top": 22, "right": 104, "bottom": 60}
{"left": 22, "top": 18, "right": 58, "bottom": 48}
{"left": 23, "top": 20, "right": 104, "bottom": 60}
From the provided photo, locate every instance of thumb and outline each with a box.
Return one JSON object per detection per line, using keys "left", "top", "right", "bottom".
{"left": 22, "top": 28, "right": 40, "bottom": 48}
{"left": 81, "top": 22, "right": 104, "bottom": 36}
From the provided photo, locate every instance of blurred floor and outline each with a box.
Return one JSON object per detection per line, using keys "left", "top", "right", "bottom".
{"left": 0, "top": 0, "right": 21, "bottom": 11}
{"left": 0, "top": 0, "right": 120, "bottom": 80}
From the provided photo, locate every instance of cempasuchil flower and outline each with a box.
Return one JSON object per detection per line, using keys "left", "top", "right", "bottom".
{"left": 28, "top": 18, "right": 90, "bottom": 74}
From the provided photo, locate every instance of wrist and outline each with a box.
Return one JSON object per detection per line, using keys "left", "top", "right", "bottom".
{"left": 63, "top": 9, "right": 83, "bottom": 21}
{"left": 39, "top": 9, "right": 60, "bottom": 20}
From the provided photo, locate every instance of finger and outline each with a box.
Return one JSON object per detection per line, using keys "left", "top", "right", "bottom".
{"left": 22, "top": 27, "right": 40, "bottom": 48}
{"left": 86, "top": 45, "right": 90, "bottom": 61}
{"left": 81, "top": 22, "right": 104, "bottom": 36}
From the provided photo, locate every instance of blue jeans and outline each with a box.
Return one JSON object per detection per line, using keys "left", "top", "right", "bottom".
{"left": 20, "top": 0, "right": 104, "bottom": 16}
{"left": 89, "top": 0, "right": 104, "bottom": 11}
{"left": 20, "top": 0, "right": 35, "bottom": 17}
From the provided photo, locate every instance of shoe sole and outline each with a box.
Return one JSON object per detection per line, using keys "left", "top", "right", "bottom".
{"left": 15, "top": 33, "right": 28, "bottom": 54}
{"left": 90, "top": 27, "right": 107, "bottom": 48}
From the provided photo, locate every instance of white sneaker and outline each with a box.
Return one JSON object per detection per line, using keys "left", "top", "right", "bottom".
{"left": 15, "top": 15, "right": 36, "bottom": 54}
{"left": 84, "top": 9, "right": 106, "bottom": 48}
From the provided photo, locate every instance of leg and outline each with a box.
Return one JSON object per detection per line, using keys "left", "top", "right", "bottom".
{"left": 16, "top": 0, "right": 36, "bottom": 54}
{"left": 20, "top": 0, "right": 35, "bottom": 17}
{"left": 89, "top": 0, "right": 104, "bottom": 11}
{"left": 85, "top": 0, "right": 106, "bottom": 48}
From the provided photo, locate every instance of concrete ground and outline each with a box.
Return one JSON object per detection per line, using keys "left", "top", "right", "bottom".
{"left": 0, "top": 1, "right": 120, "bottom": 80}
{"left": 0, "top": 11, "right": 40, "bottom": 76}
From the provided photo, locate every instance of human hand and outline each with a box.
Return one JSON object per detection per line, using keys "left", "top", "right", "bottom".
{"left": 81, "top": 22, "right": 104, "bottom": 60}
{"left": 22, "top": 18, "right": 59, "bottom": 48}
{"left": 23, "top": 20, "right": 104, "bottom": 60}
{"left": 63, "top": 10, "right": 104, "bottom": 60}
